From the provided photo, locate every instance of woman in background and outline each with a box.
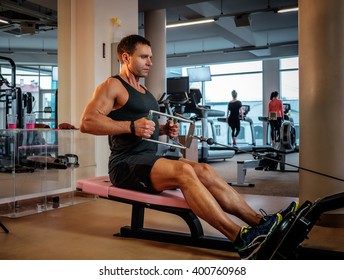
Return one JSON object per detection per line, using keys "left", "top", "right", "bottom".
{"left": 227, "top": 90, "right": 243, "bottom": 146}
{"left": 268, "top": 91, "right": 284, "bottom": 146}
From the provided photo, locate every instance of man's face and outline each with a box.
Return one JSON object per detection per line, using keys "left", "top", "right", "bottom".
{"left": 126, "top": 43, "right": 153, "bottom": 78}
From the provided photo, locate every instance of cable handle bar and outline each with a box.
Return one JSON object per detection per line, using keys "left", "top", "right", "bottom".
{"left": 144, "top": 110, "right": 195, "bottom": 150}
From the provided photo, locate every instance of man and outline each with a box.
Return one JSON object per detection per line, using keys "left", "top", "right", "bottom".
{"left": 80, "top": 34, "right": 297, "bottom": 259}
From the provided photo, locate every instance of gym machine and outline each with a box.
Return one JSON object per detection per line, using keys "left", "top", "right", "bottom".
{"left": 1, "top": 57, "right": 38, "bottom": 131}
{"left": 0, "top": 56, "right": 24, "bottom": 129}
{"left": 257, "top": 190, "right": 344, "bottom": 259}
{"left": 164, "top": 78, "right": 234, "bottom": 162}
{"left": 0, "top": 220, "right": 9, "bottom": 233}
{"left": 218, "top": 104, "right": 256, "bottom": 152}
{"left": 229, "top": 104, "right": 298, "bottom": 186}
{"left": 184, "top": 88, "right": 235, "bottom": 162}
{"left": 0, "top": 57, "right": 74, "bottom": 174}
{"left": 259, "top": 103, "right": 297, "bottom": 151}
{"left": 228, "top": 147, "right": 298, "bottom": 187}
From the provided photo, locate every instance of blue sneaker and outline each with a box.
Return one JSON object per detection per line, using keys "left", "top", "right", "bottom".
{"left": 260, "top": 201, "right": 299, "bottom": 224}
{"left": 236, "top": 213, "right": 282, "bottom": 260}
{"left": 279, "top": 201, "right": 299, "bottom": 218}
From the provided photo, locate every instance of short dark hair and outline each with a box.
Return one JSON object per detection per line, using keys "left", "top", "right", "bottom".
{"left": 117, "top": 34, "right": 151, "bottom": 63}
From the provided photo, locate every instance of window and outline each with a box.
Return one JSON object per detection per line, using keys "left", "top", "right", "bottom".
{"left": 213, "top": 125, "right": 220, "bottom": 137}
{"left": 204, "top": 72, "right": 262, "bottom": 103}
{"left": 280, "top": 57, "right": 299, "bottom": 144}
{"left": 167, "top": 58, "right": 299, "bottom": 147}
{"left": 0, "top": 63, "right": 58, "bottom": 129}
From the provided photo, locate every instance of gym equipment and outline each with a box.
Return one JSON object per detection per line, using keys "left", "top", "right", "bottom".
{"left": 144, "top": 109, "right": 195, "bottom": 150}
{"left": 229, "top": 147, "right": 298, "bottom": 187}
{"left": 22, "top": 153, "right": 79, "bottom": 170}
{"left": 218, "top": 104, "right": 256, "bottom": 152}
{"left": 77, "top": 176, "right": 234, "bottom": 252}
{"left": 153, "top": 92, "right": 188, "bottom": 158}
{"left": 191, "top": 133, "right": 297, "bottom": 187}
{"left": 259, "top": 103, "right": 297, "bottom": 151}
{"left": 0, "top": 56, "right": 28, "bottom": 129}
{"left": 237, "top": 104, "right": 256, "bottom": 149}
{"left": 1, "top": 56, "right": 20, "bottom": 129}
{"left": 184, "top": 88, "right": 235, "bottom": 162}
{"left": 257, "top": 191, "right": 344, "bottom": 259}
{"left": 0, "top": 221, "right": 9, "bottom": 233}
{"left": 77, "top": 176, "right": 344, "bottom": 259}
{"left": 228, "top": 105, "right": 298, "bottom": 186}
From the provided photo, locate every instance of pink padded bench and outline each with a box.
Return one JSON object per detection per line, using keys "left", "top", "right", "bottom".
{"left": 77, "top": 176, "right": 233, "bottom": 251}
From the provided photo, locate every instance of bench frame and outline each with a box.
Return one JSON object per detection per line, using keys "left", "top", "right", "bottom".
{"left": 77, "top": 176, "right": 234, "bottom": 252}
{"left": 0, "top": 221, "right": 9, "bottom": 233}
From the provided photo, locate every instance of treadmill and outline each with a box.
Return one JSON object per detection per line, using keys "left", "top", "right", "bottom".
{"left": 185, "top": 89, "right": 235, "bottom": 162}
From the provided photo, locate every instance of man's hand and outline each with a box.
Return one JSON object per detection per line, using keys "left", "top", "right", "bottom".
{"left": 165, "top": 120, "right": 180, "bottom": 138}
{"left": 134, "top": 117, "right": 156, "bottom": 138}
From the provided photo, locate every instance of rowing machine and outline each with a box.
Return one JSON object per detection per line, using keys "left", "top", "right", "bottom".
{"left": 256, "top": 191, "right": 344, "bottom": 259}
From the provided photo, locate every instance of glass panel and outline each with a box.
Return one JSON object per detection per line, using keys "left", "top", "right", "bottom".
{"left": 0, "top": 129, "right": 76, "bottom": 217}
{"left": 16, "top": 67, "right": 39, "bottom": 75}
{"left": 17, "top": 76, "right": 39, "bottom": 93}
{"left": 281, "top": 69, "right": 299, "bottom": 144}
{"left": 40, "top": 76, "right": 53, "bottom": 89}
{"left": 280, "top": 70, "right": 299, "bottom": 100}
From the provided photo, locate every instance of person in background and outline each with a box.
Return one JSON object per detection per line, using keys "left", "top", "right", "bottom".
{"left": 80, "top": 34, "right": 298, "bottom": 260}
{"left": 227, "top": 90, "right": 243, "bottom": 146}
{"left": 268, "top": 91, "right": 284, "bottom": 147}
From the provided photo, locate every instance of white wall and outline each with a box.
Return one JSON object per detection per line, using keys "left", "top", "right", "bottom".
{"left": 58, "top": 0, "right": 138, "bottom": 177}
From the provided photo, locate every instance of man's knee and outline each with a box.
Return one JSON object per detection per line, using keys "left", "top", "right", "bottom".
{"left": 193, "top": 162, "right": 215, "bottom": 182}
{"left": 173, "top": 161, "right": 199, "bottom": 185}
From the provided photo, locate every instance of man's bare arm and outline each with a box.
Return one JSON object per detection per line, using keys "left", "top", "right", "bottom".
{"left": 80, "top": 78, "right": 131, "bottom": 136}
{"left": 80, "top": 78, "right": 156, "bottom": 138}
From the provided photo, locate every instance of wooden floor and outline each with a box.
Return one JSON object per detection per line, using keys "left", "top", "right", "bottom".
{"left": 1, "top": 152, "right": 344, "bottom": 260}
{"left": 0, "top": 198, "right": 235, "bottom": 260}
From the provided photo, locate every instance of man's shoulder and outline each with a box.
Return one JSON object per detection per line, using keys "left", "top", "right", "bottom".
{"left": 95, "top": 77, "right": 125, "bottom": 100}
{"left": 102, "top": 76, "right": 124, "bottom": 90}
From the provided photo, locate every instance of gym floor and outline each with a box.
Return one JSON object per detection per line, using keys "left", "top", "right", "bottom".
{"left": 0, "top": 152, "right": 343, "bottom": 260}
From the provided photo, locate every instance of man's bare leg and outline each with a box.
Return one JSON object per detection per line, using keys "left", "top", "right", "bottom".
{"left": 179, "top": 158, "right": 262, "bottom": 227}
{"left": 151, "top": 158, "right": 245, "bottom": 242}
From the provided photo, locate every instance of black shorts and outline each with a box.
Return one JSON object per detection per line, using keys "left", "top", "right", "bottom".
{"left": 109, "top": 154, "right": 179, "bottom": 194}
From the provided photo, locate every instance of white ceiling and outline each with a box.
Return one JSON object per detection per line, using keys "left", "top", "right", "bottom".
{"left": 0, "top": 0, "right": 298, "bottom": 66}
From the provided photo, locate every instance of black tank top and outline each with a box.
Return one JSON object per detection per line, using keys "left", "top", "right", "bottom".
{"left": 107, "top": 75, "right": 160, "bottom": 164}
{"left": 227, "top": 100, "right": 242, "bottom": 121}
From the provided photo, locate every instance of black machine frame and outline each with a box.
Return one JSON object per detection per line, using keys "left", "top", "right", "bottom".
{"left": 257, "top": 191, "right": 344, "bottom": 260}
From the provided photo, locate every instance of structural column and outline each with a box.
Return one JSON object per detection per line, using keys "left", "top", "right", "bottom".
{"left": 144, "top": 9, "right": 167, "bottom": 100}
{"left": 299, "top": 0, "right": 344, "bottom": 226}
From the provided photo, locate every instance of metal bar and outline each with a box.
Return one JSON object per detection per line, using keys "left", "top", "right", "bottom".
{"left": 144, "top": 138, "right": 186, "bottom": 149}
{"left": 148, "top": 110, "right": 193, "bottom": 123}
{"left": 144, "top": 110, "right": 194, "bottom": 149}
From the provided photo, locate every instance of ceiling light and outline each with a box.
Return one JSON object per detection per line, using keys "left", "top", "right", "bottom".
{"left": 166, "top": 18, "right": 215, "bottom": 29}
{"left": 277, "top": 7, "right": 298, "bottom": 13}
{"left": 0, "top": 19, "right": 9, "bottom": 24}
